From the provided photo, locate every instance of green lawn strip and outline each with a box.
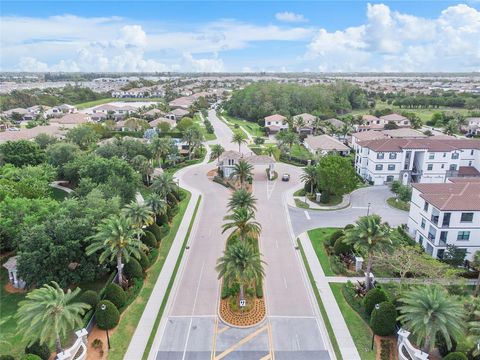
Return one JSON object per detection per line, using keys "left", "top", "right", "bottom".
{"left": 293, "top": 188, "right": 306, "bottom": 196}
{"left": 141, "top": 195, "right": 202, "bottom": 360}
{"left": 307, "top": 228, "right": 338, "bottom": 276}
{"left": 386, "top": 197, "right": 410, "bottom": 211}
{"left": 296, "top": 240, "right": 343, "bottom": 360}
{"left": 75, "top": 98, "right": 116, "bottom": 109}
{"left": 294, "top": 198, "right": 310, "bottom": 209}
{"left": 193, "top": 114, "right": 217, "bottom": 141}
{"left": 221, "top": 112, "right": 264, "bottom": 138}
{"left": 290, "top": 144, "right": 313, "bottom": 160}
{"left": 107, "top": 190, "right": 193, "bottom": 360}
{"left": 330, "top": 283, "right": 376, "bottom": 360}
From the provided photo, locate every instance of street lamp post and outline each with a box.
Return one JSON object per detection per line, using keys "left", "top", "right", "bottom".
{"left": 367, "top": 202, "right": 371, "bottom": 216}
{"left": 371, "top": 303, "right": 380, "bottom": 350}
{"left": 100, "top": 304, "right": 111, "bottom": 349}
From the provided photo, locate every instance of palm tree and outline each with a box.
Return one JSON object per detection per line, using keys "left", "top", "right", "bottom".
{"left": 222, "top": 208, "right": 261, "bottom": 242}
{"left": 145, "top": 193, "right": 168, "bottom": 224}
{"left": 131, "top": 155, "right": 153, "bottom": 185}
{"left": 276, "top": 131, "right": 299, "bottom": 160}
{"left": 469, "top": 310, "right": 480, "bottom": 356}
{"left": 263, "top": 144, "right": 276, "bottom": 157}
{"left": 301, "top": 164, "right": 317, "bottom": 195}
{"left": 398, "top": 286, "right": 465, "bottom": 353}
{"left": 86, "top": 215, "right": 147, "bottom": 286}
{"left": 340, "top": 122, "right": 352, "bottom": 140}
{"left": 471, "top": 250, "right": 480, "bottom": 297}
{"left": 342, "top": 215, "right": 392, "bottom": 290}
{"left": 122, "top": 201, "right": 154, "bottom": 240}
{"left": 152, "top": 173, "right": 177, "bottom": 201}
{"left": 231, "top": 159, "right": 253, "bottom": 189}
{"left": 231, "top": 131, "right": 248, "bottom": 153}
{"left": 210, "top": 144, "right": 225, "bottom": 164}
{"left": 182, "top": 126, "right": 204, "bottom": 159}
{"left": 151, "top": 136, "right": 173, "bottom": 166}
{"left": 15, "top": 282, "right": 90, "bottom": 354}
{"left": 444, "top": 119, "right": 458, "bottom": 135}
{"left": 216, "top": 241, "right": 266, "bottom": 306}
{"left": 294, "top": 116, "right": 305, "bottom": 132}
{"left": 312, "top": 117, "right": 323, "bottom": 135}
{"left": 227, "top": 189, "right": 257, "bottom": 212}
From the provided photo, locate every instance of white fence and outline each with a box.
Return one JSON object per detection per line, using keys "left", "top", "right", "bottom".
{"left": 56, "top": 329, "right": 88, "bottom": 360}
{"left": 397, "top": 328, "right": 429, "bottom": 360}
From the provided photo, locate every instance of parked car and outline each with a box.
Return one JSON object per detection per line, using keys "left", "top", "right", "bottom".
{"left": 282, "top": 173, "right": 290, "bottom": 182}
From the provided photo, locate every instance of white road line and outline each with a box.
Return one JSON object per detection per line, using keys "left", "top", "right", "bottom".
{"left": 295, "top": 334, "right": 301, "bottom": 350}
{"left": 181, "top": 261, "right": 205, "bottom": 360}
{"left": 169, "top": 315, "right": 216, "bottom": 318}
{"left": 283, "top": 276, "right": 288, "bottom": 289}
{"left": 351, "top": 206, "right": 368, "bottom": 209}
{"left": 304, "top": 210, "right": 311, "bottom": 220}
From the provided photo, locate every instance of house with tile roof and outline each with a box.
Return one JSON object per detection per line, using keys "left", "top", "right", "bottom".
{"left": 304, "top": 135, "right": 350, "bottom": 156}
{"left": 407, "top": 177, "right": 480, "bottom": 261}
{"left": 264, "top": 114, "right": 288, "bottom": 134}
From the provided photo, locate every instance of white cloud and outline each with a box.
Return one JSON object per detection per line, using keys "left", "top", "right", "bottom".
{"left": 305, "top": 3, "right": 480, "bottom": 72}
{"left": 275, "top": 12, "right": 307, "bottom": 23}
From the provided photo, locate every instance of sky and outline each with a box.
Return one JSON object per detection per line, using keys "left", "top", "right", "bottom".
{"left": 1, "top": 1, "right": 479, "bottom": 73}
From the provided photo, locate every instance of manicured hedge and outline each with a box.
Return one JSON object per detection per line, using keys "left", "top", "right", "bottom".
{"left": 443, "top": 353, "right": 468, "bottom": 360}
{"left": 25, "top": 341, "right": 50, "bottom": 360}
{"left": 124, "top": 258, "right": 143, "bottom": 281}
{"left": 156, "top": 213, "right": 168, "bottom": 226}
{"left": 148, "top": 248, "right": 159, "bottom": 265}
{"left": 364, "top": 288, "right": 388, "bottom": 316}
{"left": 79, "top": 290, "right": 100, "bottom": 309}
{"left": 328, "top": 230, "right": 344, "bottom": 247}
{"left": 141, "top": 230, "right": 157, "bottom": 248}
{"left": 370, "top": 301, "right": 397, "bottom": 336}
{"left": 147, "top": 223, "right": 162, "bottom": 240}
{"left": 22, "top": 355, "right": 42, "bottom": 360}
{"left": 95, "top": 300, "right": 120, "bottom": 330}
{"left": 138, "top": 250, "right": 150, "bottom": 270}
{"left": 104, "top": 283, "right": 126, "bottom": 309}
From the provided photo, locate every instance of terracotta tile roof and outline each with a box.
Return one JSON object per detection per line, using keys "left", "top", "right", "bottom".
{"left": 458, "top": 166, "right": 480, "bottom": 176}
{"left": 358, "top": 138, "right": 480, "bottom": 152}
{"left": 305, "top": 135, "right": 350, "bottom": 152}
{"left": 265, "top": 114, "right": 286, "bottom": 122}
{"left": 353, "top": 131, "right": 388, "bottom": 142}
{"left": 293, "top": 113, "right": 316, "bottom": 123}
{"left": 413, "top": 179, "right": 480, "bottom": 211}
{"left": 362, "top": 114, "right": 379, "bottom": 121}
{"left": 382, "top": 128, "right": 427, "bottom": 138}
{"left": 380, "top": 113, "right": 408, "bottom": 122}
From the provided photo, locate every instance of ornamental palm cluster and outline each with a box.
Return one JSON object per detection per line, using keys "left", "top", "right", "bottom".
{"left": 217, "top": 188, "right": 266, "bottom": 306}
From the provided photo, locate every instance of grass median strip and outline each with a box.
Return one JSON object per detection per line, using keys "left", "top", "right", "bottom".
{"left": 141, "top": 194, "right": 202, "bottom": 360}
{"left": 297, "top": 239, "right": 343, "bottom": 360}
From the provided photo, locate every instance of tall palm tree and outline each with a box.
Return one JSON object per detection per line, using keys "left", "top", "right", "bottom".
{"left": 301, "top": 164, "right": 317, "bottom": 195}
{"left": 131, "top": 154, "right": 153, "bottom": 185}
{"left": 471, "top": 250, "right": 480, "bottom": 297}
{"left": 145, "top": 193, "right": 168, "bottom": 224}
{"left": 227, "top": 189, "right": 257, "bottom": 212}
{"left": 222, "top": 208, "right": 261, "bottom": 242}
{"left": 276, "top": 131, "right": 299, "bottom": 160}
{"left": 122, "top": 201, "right": 154, "bottom": 240}
{"left": 263, "top": 145, "right": 276, "bottom": 157}
{"left": 152, "top": 173, "right": 177, "bottom": 201}
{"left": 231, "top": 131, "right": 248, "bottom": 153}
{"left": 231, "top": 159, "right": 253, "bottom": 189}
{"left": 312, "top": 117, "right": 323, "bottom": 135}
{"left": 15, "top": 282, "right": 90, "bottom": 354}
{"left": 342, "top": 215, "right": 392, "bottom": 290}
{"left": 216, "top": 241, "right": 266, "bottom": 306}
{"left": 182, "top": 126, "right": 204, "bottom": 159}
{"left": 151, "top": 136, "right": 173, "bottom": 166}
{"left": 210, "top": 144, "right": 225, "bottom": 164}
{"left": 86, "top": 215, "right": 147, "bottom": 286}
{"left": 398, "top": 286, "right": 465, "bottom": 353}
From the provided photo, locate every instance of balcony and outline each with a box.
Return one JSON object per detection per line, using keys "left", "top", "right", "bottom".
{"left": 430, "top": 215, "right": 439, "bottom": 226}
{"left": 428, "top": 232, "right": 436, "bottom": 241}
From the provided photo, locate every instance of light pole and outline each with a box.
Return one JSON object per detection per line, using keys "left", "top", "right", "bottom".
{"left": 367, "top": 202, "right": 371, "bottom": 216}
{"left": 371, "top": 303, "right": 380, "bottom": 349}
{"left": 100, "top": 304, "right": 111, "bottom": 349}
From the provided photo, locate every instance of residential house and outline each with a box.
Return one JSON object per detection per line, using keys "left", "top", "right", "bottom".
{"left": 144, "top": 108, "right": 165, "bottom": 120}
{"left": 407, "top": 178, "right": 480, "bottom": 261}
{"left": 0, "top": 125, "right": 67, "bottom": 144}
{"left": 466, "top": 117, "right": 480, "bottom": 135}
{"left": 356, "top": 113, "right": 410, "bottom": 132}
{"left": 354, "top": 137, "right": 480, "bottom": 185}
{"left": 218, "top": 150, "right": 243, "bottom": 178}
{"left": 50, "top": 113, "right": 91, "bottom": 127}
{"left": 166, "top": 108, "right": 189, "bottom": 121}
{"left": 293, "top": 113, "right": 316, "bottom": 135}
{"left": 169, "top": 97, "right": 194, "bottom": 110}
{"left": 351, "top": 129, "right": 427, "bottom": 151}
{"left": 149, "top": 117, "right": 177, "bottom": 129}
{"left": 304, "top": 135, "right": 350, "bottom": 156}
{"left": 91, "top": 104, "right": 135, "bottom": 120}
{"left": 264, "top": 114, "right": 288, "bottom": 134}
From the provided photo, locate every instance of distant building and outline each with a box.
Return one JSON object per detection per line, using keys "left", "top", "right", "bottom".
{"left": 264, "top": 114, "right": 288, "bottom": 134}
{"left": 356, "top": 113, "right": 410, "bottom": 132}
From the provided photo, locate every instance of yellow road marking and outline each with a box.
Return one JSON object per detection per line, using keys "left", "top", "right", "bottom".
{"left": 259, "top": 355, "right": 271, "bottom": 360}
{"left": 217, "top": 326, "right": 230, "bottom": 334}
{"left": 214, "top": 325, "right": 268, "bottom": 360}
{"left": 211, "top": 316, "right": 218, "bottom": 360}
{"left": 267, "top": 319, "right": 275, "bottom": 360}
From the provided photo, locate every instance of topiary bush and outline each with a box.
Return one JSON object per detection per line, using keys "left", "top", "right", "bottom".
{"left": 95, "top": 300, "right": 120, "bottom": 330}
{"left": 141, "top": 230, "right": 157, "bottom": 248}
{"left": 370, "top": 301, "right": 397, "bottom": 336}
{"left": 79, "top": 290, "right": 100, "bottom": 310}
{"left": 0, "top": 356, "right": 15, "bottom": 360}
{"left": 138, "top": 250, "right": 150, "bottom": 270}
{"left": 443, "top": 353, "right": 468, "bottom": 360}
{"left": 148, "top": 248, "right": 159, "bottom": 265}
{"left": 104, "top": 283, "right": 126, "bottom": 309}
{"left": 160, "top": 224, "right": 170, "bottom": 238}
{"left": 22, "top": 355, "right": 42, "bottom": 360}
{"left": 344, "top": 224, "right": 355, "bottom": 230}
{"left": 328, "top": 230, "right": 344, "bottom": 247}
{"left": 333, "top": 238, "right": 351, "bottom": 256}
{"left": 124, "top": 258, "right": 143, "bottom": 281}
{"left": 156, "top": 213, "right": 168, "bottom": 226}
{"left": 364, "top": 288, "right": 388, "bottom": 316}
{"left": 25, "top": 341, "right": 50, "bottom": 360}
{"left": 147, "top": 223, "right": 162, "bottom": 240}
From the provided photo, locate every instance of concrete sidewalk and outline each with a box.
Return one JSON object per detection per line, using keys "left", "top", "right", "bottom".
{"left": 298, "top": 232, "right": 361, "bottom": 360}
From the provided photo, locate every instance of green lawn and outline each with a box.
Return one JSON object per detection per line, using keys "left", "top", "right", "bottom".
{"left": 330, "top": 283, "right": 376, "bottom": 360}
{"left": 193, "top": 114, "right": 217, "bottom": 141}
{"left": 108, "top": 190, "right": 192, "bottom": 360}
{"left": 75, "top": 97, "right": 164, "bottom": 110}
{"left": 307, "top": 228, "right": 339, "bottom": 276}
{"left": 294, "top": 198, "right": 310, "bottom": 209}
{"left": 50, "top": 187, "right": 69, "bottom": 201}
{"left": 386, "top": 197, "right": 410, "bottom": 211}
{"left": 221, "top": 112, "right": 265, "bottom": 138}
{"left": 289, "top": 144, "right": 314, "bottom": 160}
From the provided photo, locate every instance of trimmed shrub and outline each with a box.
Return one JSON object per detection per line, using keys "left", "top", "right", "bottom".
{"left": 370, "top": 301, "right": 397, "bottom": 336}
{"left": 344, "top": 224, "right": 355, "bottom": 230}
{"left": 364, "top": 288, "right": 387, "bottom": 316}
{"left": 156, "top": 213, "right": 168, "bottom": 226}
{"left": 22, "top": 355, "right": 42, "bottom": 360}
{"left": 443, "top": 353, "right": 468, "bottom": 360}
{"left": 79, "top": 290, "right": 100, "bottom": 310}
{"left": 333, "top": 238, "right": 351, "bottom": 256}
{"left": 160, "top": 224, "right": 170, "bottom": 238}
{"left": 167, "top": 192, "right": 178, "bottom": 205}
{"left": 141, "top": 230, "right": 157, "bottom": 248}
{"left": 147, "top": 223, "right": 162, "bottom": 240}
{"left": 328, "top": 230, "right": 344, "bottom": 247}
{"left": 95, "top": 300, "right": 120, "bottom": 330}
{"left": 256, "top": 281, "right": 263, "bottom": 298}
{"left": 436, "top": 333, "right": 457, "bottom": 356}
{"left": 138, "top": 250, "right": 150, "bottom": 270}
{"left": 0, "top": 356, "right": 15, "bottom": 360}
{"left": 25, "top": 341, "right": 50, "bottom": 360}
{"left": 124, "top": 258, "right": 143, "bottom": 281}
{"left": 167, "top": 204, "right": 178, "bottom": 220}
{"left": 148, "top": 248, "right": 159, "bottom": 265}
{"left": 104, "top": 283, "right": 126, "bottom": 309}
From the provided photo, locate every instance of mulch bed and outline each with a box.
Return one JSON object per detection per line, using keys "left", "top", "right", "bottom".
{"left": 4, "top": 282, "right": 27, "bottom": 294}
{"left": 375, "top": 335, "right": 398, "bottom": 360}
{"left": 219, "top": 297, "right": 266, "bottom": 327}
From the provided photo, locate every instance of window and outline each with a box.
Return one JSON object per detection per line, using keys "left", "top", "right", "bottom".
{"left": 421, "top": 218, "right": 426, "bottom": 229}
{"left": 377, "top": 152, "right": 385, "bottom": 159}
{"left": 389, "top": 153, "right": 397, "bottom": 159}
{"left": 376, "top": 164, "right": 383, "bottom": 171}
{"left": 457, "top": 231, "right": 470, "bottom": 241}
{"left": 427, "top": 164, "right": 433, "bottom": 171}
{"left": 469, "top": 161, "right": 472, "bottom": 166}
{"left": 388, "top": 164, "right": 395, "bottom": 171}
{"left": 386, "top": 175, "right": 394, "bottom": 182}
{"left": 443, "top": 153, "right": 446, "bottom": 158}
{"left": 451, "top": 152, "right": 459, "bottom": 159}
{"left": 424, "top": 201, "right": 429, "bottom": 212}
{"left": 442, "top": 213, "right": 451, "bottom": 227}
{"left": 429, "top": 153, "right": 435, "bottom": 160}
{"left": 439, "top": 231, "right": 448, "bottom": 245}
{"left": 449, "top": 164, "right": 457, "bottom": 171}
{"left": 441, "top": 164, "right": 445, "bottom": 169}
{"left": 437, "top": 249, "right": 445, "bottom": 259}
{"left": 471, "top": 150, "right": 474, "bottom": 155}
{"left": 418, "top": 235, "right": 424, "bottom": 246}
{"left": 461, "top": 213, "right": 474, "bottom": 222}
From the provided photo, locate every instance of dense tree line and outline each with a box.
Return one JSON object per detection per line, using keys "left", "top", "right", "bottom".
{"left": 0, "top": 84, "right": 110, "bottom": 111}
{"left": 223, "top": 81, "right": 369, "bottom": 122}
{"left": 379, "top": 91, "right": 480, "bottom": 110}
